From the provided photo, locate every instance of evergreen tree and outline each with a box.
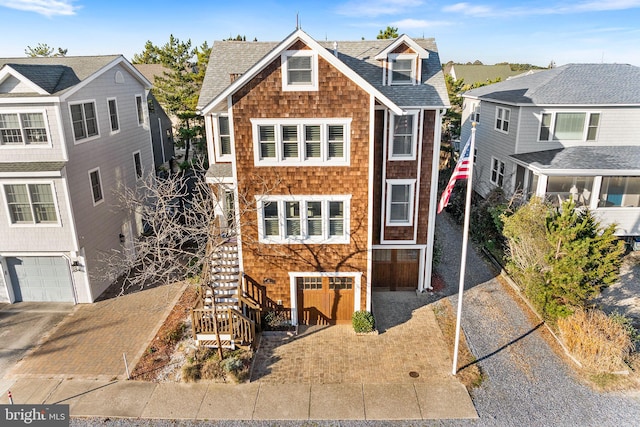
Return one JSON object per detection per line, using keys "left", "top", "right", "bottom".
{"left": 543, "top": 200, "right": 625, "bottom": 318}
{"left": 25, "top": 43, "right": 67, "bottom": 57}
{"left": 133, "top": 36, "right": 211, "bottom": 164}
{"left": 377, "top": 26, "right": 399, "bottom": 39}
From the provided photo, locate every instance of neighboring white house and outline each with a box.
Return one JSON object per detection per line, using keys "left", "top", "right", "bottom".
{"left": 461, "top": 63, "right": 640, "bottom": 241}
{"left": 0, "top": 55, "right": 155, "bottom": 303}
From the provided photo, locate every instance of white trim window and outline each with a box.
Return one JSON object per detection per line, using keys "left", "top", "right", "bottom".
{"left": 471, "top": 103, "right": 481, "bottom": 123}
{"left": 389, "top": 53, "right": 416, "bottom": 85}
{"left": 495, "top": 107, "right": 510, "bottom": 133}
{"left": 389, "top": 112, "right": 418, "bottom": 160}
{"left": 107, "top": 98, "right": 119, "bottom": 133}
{"left": 70, "top": 101, "right": 99, "bottom": 142}
{"left": 386, "top": 179, "right": 415, "bottom": 226}
{"left": 216, "top": 115, "right": 232, "bottom": 159}
{"left": 133, "top": 151, "right": 142, "bottom": 179}
{"left": 2, "top": 182, "right": 59, "bottom": 225}
{"left": 252, "top": 119, "right": 350, "bottom": 166}
{"left": 281, "top": 50, "right": 318, "bottom": 91}
{"left": 0, "top": 111, "right": 50, "bottom": 146}
{"left": 88, "top": 168, "right": 104, "bottom": 205}
{"left": 490, "top": 157, "right": 505, "bottom": 187}
{"left": 257, "top": 195, "right": 350, "bottom": 244}
{"left": 538, "top": 112, "right": 600, "bottom": 141}
{"left": 135, "top": 95, "right": 145, "bottom": 125}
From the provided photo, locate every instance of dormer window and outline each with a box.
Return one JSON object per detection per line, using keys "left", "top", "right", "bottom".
{"left": 389, "top": 54, "right": 417, "bottom": 85}
{"left": 281, "top": 51, "right": 318, "bottom": 91}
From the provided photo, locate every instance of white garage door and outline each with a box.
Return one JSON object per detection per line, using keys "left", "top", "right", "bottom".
{"left": 7, "top": 257, "right": 74, "bottom": 302}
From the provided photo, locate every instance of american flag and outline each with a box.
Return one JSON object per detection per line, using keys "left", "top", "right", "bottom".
{"left": 438, "top": 135, "right": 472, "bottom": 214}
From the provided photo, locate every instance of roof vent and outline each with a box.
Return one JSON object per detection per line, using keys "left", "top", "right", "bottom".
{"left": 229, "top": 73, "right": 242, "bottom": 82}
{"left": 333, "top": 41, "right": 338, "bottom": 57}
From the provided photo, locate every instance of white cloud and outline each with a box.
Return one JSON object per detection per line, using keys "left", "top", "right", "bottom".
{"left": 0, "top": 0, "right": 79, "bottom": 17}
{"left": 336, "top": 0, "right": 424, "bottom": 17}
{"left": 442, "top": 1, "right": 640, "bottom": 18}
{"left": 391, "top": 18, "right": 453, "bottom": 29}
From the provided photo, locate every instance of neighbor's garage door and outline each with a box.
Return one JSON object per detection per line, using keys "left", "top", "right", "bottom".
{"left": 7, "top": 256, "right": 74, "bottom": 302}
{"left": 297, "top": 276, "right": 354, "bottom": 325}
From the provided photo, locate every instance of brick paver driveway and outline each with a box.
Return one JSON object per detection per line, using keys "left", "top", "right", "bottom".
{"left": 251, "top": 291, "right": 452, "bottom": 384}
{"left": 7, "top": 283, "right": 183, "bottom": 380}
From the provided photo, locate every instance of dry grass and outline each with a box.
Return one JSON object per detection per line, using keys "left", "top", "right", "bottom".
{"left": 558, "top": 308, "right": 634, "bottom": 373}
{"left": 432, "top": 299, "right": 484, "bottom": 389}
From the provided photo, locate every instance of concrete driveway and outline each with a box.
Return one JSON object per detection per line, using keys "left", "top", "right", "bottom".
{"left": 0, "top": 302, "right": 74, "bottom": 379}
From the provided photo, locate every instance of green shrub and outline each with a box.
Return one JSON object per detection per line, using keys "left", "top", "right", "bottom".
{"left": 352, "top": 310, "right": 375, "bottom": 333}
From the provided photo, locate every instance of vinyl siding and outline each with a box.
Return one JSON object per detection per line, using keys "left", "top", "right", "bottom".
{"left": 63, "top": 63, "right": 154, "bottom": 300}
{"left": 0, "top": 176, "right": 75, "bottom": 252}
{"left": 0, "top": 103, "right": 66, "bottom": 162}
{"left": 593, "top": 208, "right": 640, "bottom": 236}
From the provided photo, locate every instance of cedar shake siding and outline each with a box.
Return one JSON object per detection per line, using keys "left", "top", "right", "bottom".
{"left": 232, "top": 52, "right": 371, "bottom": 310}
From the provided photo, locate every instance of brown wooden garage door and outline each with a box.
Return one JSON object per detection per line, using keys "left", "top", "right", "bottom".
{"left": 372, "top": 249, "right": 420, "bottom": 290}
{"left": 297, "top": 276, "right": 354, "bottom": 325}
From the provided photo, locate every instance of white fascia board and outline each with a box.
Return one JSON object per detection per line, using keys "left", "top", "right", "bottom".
{"left": 0, "top": 66, "right": 49, "bottom": 95}
{"left": 374, "top": 35, "right": 430, "bottom": 60}
{"left": 60, "top": 56, "right": 152, "bottom": 102}
{"left": 0, "top": 97, "right": 59, "bottom": 104}
{"left": 529, "top": 167, "right": 640, "bottom": 176}
{"left": 200, "top": 29, "right": 404, "bottom": 116}
{"left": 0, "top": 171, "right": 64, "bottom": 178}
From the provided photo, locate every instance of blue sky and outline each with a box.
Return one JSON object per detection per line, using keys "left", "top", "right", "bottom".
{"left": 1, "top": 0, "right": 640, "bottom": 67}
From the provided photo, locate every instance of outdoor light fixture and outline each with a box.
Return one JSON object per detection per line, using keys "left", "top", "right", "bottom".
{"left": 119, "top": 233, "right": 125, "bottom": 243}
{"left": 263, "top": 277, "right": 275, "bottom": 285}
{"left": 71, "top": 261, "right": 83, "bottom": 272}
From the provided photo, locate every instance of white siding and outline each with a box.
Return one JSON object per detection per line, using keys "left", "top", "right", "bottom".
{"left": 593, "top": 208, "right": 640, "bottom": 236}
{"left": 0, "top": 177, "right": 75, "bottom": 252}
{"left": 0, "top": 103, "right": 66, "bottom": 162}
{"left": 62, "top": 63, "right": 154, "bottom": 300}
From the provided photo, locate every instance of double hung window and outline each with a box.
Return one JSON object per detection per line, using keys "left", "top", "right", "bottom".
{"left": 0, "top": 112, "right": 49, "bottom": 145}
{"left": 88, "top": 168, "right": 104, "bottom": 205}
{"left": 3, "top": 183, "right": 58, "bottom": 225}
{"left": 495, "top": 107, "right": 510, "bottom": 133}
{"left": 386, "top": 180, "right": 415, "bottom": 226}
{"left": 252, "top": 119, "right": 350, "bottom": 165}
{"left": 107, "top": 98, "right": 119, "bottom": 132}
{"left": 281, "top": 51, "right": 318, "bottom": 91}
{"left": 490, "top": 158, "right": 505, "bottom": 187}
{"left": 389, "top": 54, "right": 416, "bottom": 85}
{"left": 70, "top": 101, "right": 98, "bottom": 141}
{"left": 390, "top": 112, "right": 418, "bottom": 159}
{"left": 258, "top": 196, "right": 350, "bottom": 243}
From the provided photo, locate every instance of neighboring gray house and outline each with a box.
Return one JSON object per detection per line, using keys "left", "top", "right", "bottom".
{"left": 461, "top": 63, "right": 640, "bottom": 240}
{"left": 133, "top": 64, "right": 175, "bottom": 171}
{"left": 0, "top": 55, "right": 155, "bottom": 303}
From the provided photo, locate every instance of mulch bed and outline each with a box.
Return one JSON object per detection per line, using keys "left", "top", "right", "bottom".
{"left": 131, "top": 284, "right": 199, "bottom": 381}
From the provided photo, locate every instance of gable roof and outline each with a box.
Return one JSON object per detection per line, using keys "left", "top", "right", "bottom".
{"left": 462, "top": 63, "right": 640, "bottom": 106}
{"left": 198, "top": 29, "right": 449, "bottom": 114}
{"left": 511, "top": 146, "right": 640, "bottom": 174}
{"left": 0, "top": 55, "right": 151, "bottom": 99}
{"left": 133, "top": 63, "right": 172, "bottom": 85}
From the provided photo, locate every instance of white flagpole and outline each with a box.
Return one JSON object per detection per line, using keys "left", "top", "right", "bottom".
{"left": 452, "top": 122, "right": 476, "bottom": 375}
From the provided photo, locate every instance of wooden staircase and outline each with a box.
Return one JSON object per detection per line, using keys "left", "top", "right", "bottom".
{"left": 191, "top": 238, "right": 264, "bottom": 350}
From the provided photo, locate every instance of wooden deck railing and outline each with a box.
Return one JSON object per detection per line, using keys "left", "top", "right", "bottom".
{"left": 191, "top": 307, "right": 255, "bottom": 347}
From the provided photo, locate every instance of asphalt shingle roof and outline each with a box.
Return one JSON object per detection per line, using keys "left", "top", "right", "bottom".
{"left": 463, "top": 63, "right": 640, "bottom": 105}
{"left": 198, "top": 36, "right": 449, "bottom": 110}
{"left": 0, "top": 55, "right": 121, "bottom": 95}
{"left": 511, "top": 146, "right": 640, "bottom": 172}
{"left": 0, "top": 162, "right": 66, "bottom": 173}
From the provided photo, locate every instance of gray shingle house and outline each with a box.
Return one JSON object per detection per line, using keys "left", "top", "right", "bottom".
{"left": 461, "top": 63, "right": 640, "bottom": 240}
{"left": 0, "top": 55, "right": 155, "bottom": 303}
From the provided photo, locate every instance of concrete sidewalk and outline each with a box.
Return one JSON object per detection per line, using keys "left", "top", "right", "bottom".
{"left": 0, "top": 377, "right": 477, "bottom": 421}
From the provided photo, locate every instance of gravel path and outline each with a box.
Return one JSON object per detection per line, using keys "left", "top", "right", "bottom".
{"left": 434, "top": 213, "right": 640, "bottom": 427}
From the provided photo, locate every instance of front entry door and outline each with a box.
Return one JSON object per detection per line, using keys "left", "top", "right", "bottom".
{"left": 297, "top": 276, "right": 354, "bottom": 325}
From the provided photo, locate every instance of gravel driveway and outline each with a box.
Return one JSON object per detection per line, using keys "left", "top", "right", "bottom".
{"left": 434, "top": 213, "right": 640, "bottom": 427}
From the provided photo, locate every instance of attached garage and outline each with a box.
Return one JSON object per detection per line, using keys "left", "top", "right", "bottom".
{"left": 372, "top": 248, "right": 421, "bottom": 290}
{"left": 6, "top": 256, "right": 74, "bottom": 302}
{"left": 296, "top": 275, "right": 356, "bottom": 325}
